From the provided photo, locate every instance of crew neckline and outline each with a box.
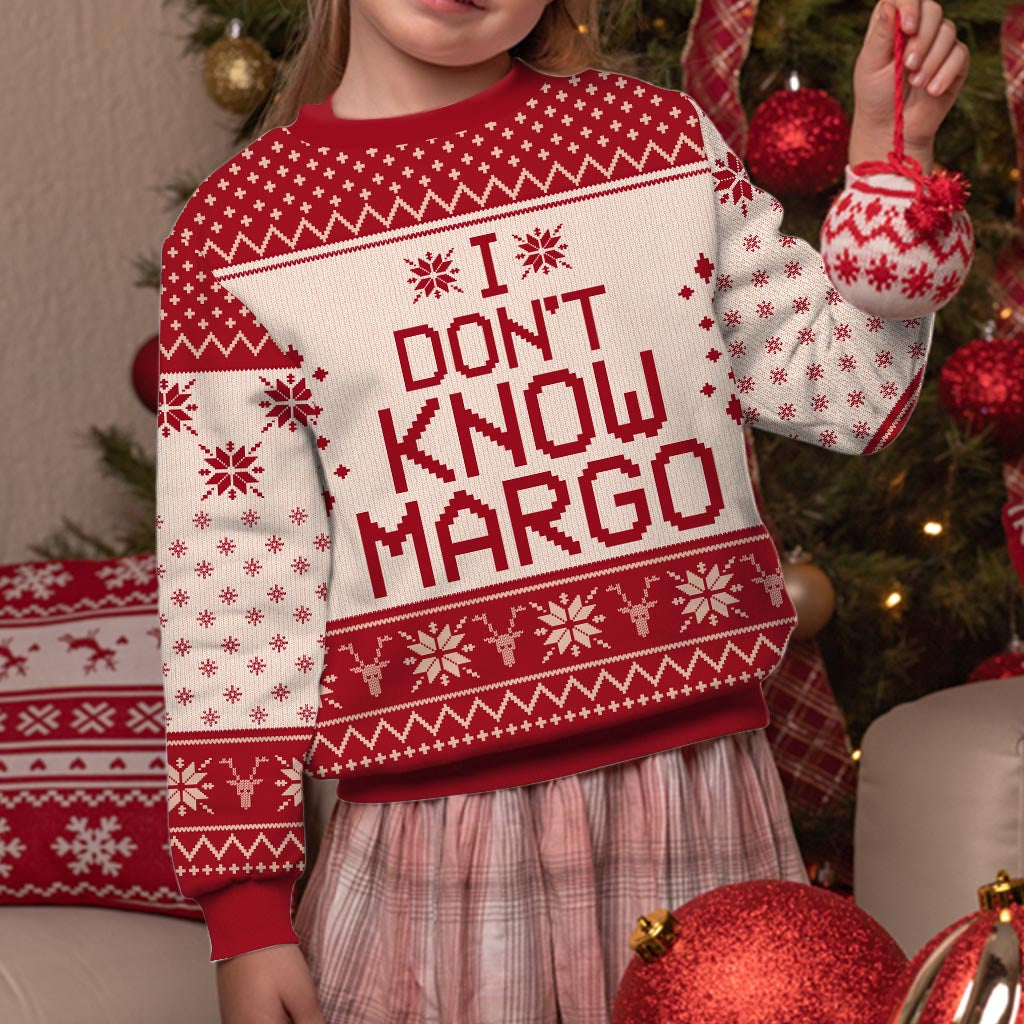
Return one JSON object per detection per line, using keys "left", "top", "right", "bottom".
{"left": 290, "top": 57, "right": 548, "bottom": 151}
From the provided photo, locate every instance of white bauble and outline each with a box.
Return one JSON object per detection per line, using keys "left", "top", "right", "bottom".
{"left": 819, "top": 169, "right": 974, "bottom": 318}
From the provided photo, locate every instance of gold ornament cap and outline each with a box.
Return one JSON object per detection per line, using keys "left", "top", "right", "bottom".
{"left": 628, "top": 907, "right": 680, "bottom": 963}
{"left": 978, "top": 869, "right": 1024, "bottom": 911}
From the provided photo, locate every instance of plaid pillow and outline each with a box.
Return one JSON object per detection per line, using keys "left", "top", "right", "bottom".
{"left": 0, "top": 553, "right": 202, "bottom": 920}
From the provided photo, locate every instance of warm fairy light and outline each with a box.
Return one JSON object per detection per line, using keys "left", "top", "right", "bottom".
{"left": 851, "top": 749, "right": 862, "bottom": 762}
{"left": 1000, "top": 306, "right": 1013, "bottom": 320}
{"left": 885, "top": 590, "right": 903, "bottom": 609}
{"left": 1012, "top": 168, "right": 1022, "bottom": 182}
{"left": 922, "top": 521, "right": 943, "bottom": 536}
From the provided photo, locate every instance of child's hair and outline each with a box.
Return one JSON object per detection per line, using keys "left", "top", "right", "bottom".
{"left": 258, "top": 0, "right": 633, "bottom": 134}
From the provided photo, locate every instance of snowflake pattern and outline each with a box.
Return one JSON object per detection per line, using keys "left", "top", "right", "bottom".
{"left": 668, "top": 559, "right": 748, "bottom": 629}
{"left": 531, "top": 590, "right": 610, "bottom": 664}
{"left": 168, "top": 758, "right": 212, "bottom": 816}
{"left": 259, "top": 374, "right": 323, "bottom": 432}
{"left": 1, "top": 562, "right": 73, "bottom": 602}
{"left": 197, "top": 440, "right": 265, "bottom": 501}
{"left": 405, "top": 248, "right": 463, "bottom": 302}
{"left": 51, "top": 815, "right": 138, "bottom": 878}
{"left": 0, "top": 817, "right": 26, "bottom": 878}
{"left": 513, "top": 224, "right": 572, "bottom": 277}
{"left": 401, "top": 620, "right": 477, "bottom": 691}
{"left": 158, "top": 378, "right": 199, "bottom": 438}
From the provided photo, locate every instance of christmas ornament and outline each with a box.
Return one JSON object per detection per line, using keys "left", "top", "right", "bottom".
{"left": 820, "top": 11, "right": 974, "bottom": 318}
{"left": 131, "top": 334, "right": 159, "bottom": 413}
{"left": 938, "top": 326, "right": 1024, "bottom": 453}
{"left": 882, "top": 870, "right": 1024, "bottom": 1023}
{"left": 611, "top": 880, "right": 906, "bottom": 1023}
{"left": 968, "top": 635, "right": 1024, "bottom": 683}
{"left": 781, "top": 548, "right": 835, "bottom": 639}
{"left": 203, "top": 18, "right": 276, "bottom": 114}
{"left": 746, "top": 83, "right": 850, "bottom": 195}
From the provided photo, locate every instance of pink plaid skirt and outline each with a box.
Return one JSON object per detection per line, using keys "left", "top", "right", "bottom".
{"left": 294, "top": 728, "right": 806, "bottom": 1024}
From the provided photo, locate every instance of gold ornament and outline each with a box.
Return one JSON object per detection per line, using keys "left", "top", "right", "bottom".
{"left": 203, "top": 18, "right": 276, "bottom": 114}
{"left": 781, "top": 548, "right": 836, "bottom": 639}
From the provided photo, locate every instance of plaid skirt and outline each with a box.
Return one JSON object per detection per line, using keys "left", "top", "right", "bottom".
{"left": 294, "top": 728, "right": 807, "bottom": 1024}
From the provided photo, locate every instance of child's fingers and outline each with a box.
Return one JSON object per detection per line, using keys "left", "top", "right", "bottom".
{"left": 922, "top": 40, "right": 969, "bottom": 97}
{"left": 909, "top": 17, "right": 959, "bottom": 90}
{"left": 902, "top": 0, "right": 943, "bottom": 71}
{"left": 891, "top": 0, "right": 922, "bottom": 34}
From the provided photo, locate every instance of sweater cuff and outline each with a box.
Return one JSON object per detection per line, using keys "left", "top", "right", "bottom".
{"left": 196, "top": 876, "right": 299, "bottom": 962}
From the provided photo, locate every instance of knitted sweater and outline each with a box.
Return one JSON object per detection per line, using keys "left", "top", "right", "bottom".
{"left": 157, "top": 57, "right": 938, "bottom": 961}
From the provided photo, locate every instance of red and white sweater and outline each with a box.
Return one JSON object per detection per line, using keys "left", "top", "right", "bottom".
{"left": 157, "top": 57, "right": 939, "bottom": 960}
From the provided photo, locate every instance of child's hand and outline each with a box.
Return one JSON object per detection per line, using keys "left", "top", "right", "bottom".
{"left": 849, "top": 0, "right": 970, "bottom": 173}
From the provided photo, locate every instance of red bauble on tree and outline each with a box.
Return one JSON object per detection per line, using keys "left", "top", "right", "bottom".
{"left": 938, "top": 333, "right": 1024, "bottom": 453}
{"left": 746, "top": 87, "right": 850, "bottom": 196}
{"left": 132, "top": 334, "right": 160, "bottom": 413}
{"left": 612, "top": 880, "right": 906, "bottom": 1023}
{"left": 968, "top": 635, "right": 1024, "bottom": 683}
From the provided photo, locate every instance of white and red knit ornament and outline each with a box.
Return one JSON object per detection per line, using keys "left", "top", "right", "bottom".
{"left": 820, "top": 11, "right": 973, "bottom": 318}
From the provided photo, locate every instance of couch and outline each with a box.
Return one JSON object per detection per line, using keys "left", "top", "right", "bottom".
{"left": 854, "top": 676, "right": 1024, "bottom": 957}
{"left": 0, "top": 774, "right": 340, "bottom": 1024}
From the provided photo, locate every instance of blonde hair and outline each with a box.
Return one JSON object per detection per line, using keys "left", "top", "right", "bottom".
{"left": 257, "top": 0, "right": 634, "bottom": 134}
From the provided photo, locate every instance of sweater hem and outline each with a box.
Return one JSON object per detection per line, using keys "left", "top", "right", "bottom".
{"left": 331, "top": 683, "right": 772, "bottom": 803}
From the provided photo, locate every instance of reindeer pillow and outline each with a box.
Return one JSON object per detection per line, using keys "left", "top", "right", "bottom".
{"left": 0, "top": 553, "right": 202, "bottom": 920}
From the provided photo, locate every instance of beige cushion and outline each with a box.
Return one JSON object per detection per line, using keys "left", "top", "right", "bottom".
{"left": 854, "top": 677, "right": 1024, "bottom": 956}
{"left": 0, "top": 775, "right": 339, "bottom": 1022}
{"left": 0, "top": 905, "right": 219, "bottom": 1023}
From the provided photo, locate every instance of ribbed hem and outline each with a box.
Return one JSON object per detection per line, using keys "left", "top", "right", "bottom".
{"left": 196, "top": 876, "right": 299, "bottom": 962}
{"left": 290, "top": 56, "right": 548, "bottom": 151}
{"left": 334, "top": 683, "right": 773, "bottom": 804}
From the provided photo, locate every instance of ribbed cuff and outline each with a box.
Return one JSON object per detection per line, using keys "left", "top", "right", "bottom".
{"left": 196, "top": 876, "right": 299, "bottom": 962}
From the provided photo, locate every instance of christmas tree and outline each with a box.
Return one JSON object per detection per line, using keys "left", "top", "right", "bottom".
{"left": 44, "top": 0, "right": 1021, "bottom": 877}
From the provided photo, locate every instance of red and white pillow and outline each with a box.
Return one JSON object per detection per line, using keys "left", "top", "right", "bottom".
{"left": 0, "top": 553, "right": 202, "bottom": 920}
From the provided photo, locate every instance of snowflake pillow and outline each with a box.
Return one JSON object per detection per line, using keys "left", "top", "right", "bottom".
{"left": 0, "top": 553, "right": 202, "bottom": 920}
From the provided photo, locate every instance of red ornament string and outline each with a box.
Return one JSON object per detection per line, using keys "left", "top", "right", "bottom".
{"left": 850, "top": 8, "right": 970, "bottom": 237}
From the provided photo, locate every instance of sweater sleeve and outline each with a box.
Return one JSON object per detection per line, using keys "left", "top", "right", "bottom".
{"left": 157, "top": 220, "right": 332, "bottom": 962}
{"left": 695, "top": 103, "right": 936, "bottom": 455}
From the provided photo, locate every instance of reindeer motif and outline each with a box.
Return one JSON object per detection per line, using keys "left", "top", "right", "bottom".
{"left": 0, "top": 638, "right": 28, "bottom": 681}
{"left": 473, "top": 607, "right": 526, "bottom": 667}
{"left": 336, "top": 636, "right": 391, "bottom": 697}
{"left": 57, "top": 628, "right": 117, "bottom": 673}
{"left": 220, "top": 756, "right": 269, "bottom": 809}
{"left": 739, "top": 554, "right": 786, "bottom": 608}
{"left": 607, "top": 578, "right": 658, "bottom": 637}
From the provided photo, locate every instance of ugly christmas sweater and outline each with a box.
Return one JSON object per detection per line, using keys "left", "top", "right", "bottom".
{"left": 158, "top": 57, "right": 942, "bottom": 961}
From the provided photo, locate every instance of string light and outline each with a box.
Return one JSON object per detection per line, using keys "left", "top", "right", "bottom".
{"left": 922, "top": 521, "right": 943, "bottom": 536}
{"left": 851, "top": 749, "right": 862, "bottom": 762}
{"left": 885, "top": 590, "right": 903, "bottom": 609}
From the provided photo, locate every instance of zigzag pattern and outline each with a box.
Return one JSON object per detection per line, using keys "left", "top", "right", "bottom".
{"left": 0, "top": 880, "right": 194, "bottom": 907}
{"left": 169, "top": 828, "right": 304, "bottom": 864}
{"left": 204, "top": 130, "right": 708, "bottom": 268}
{"left": 0, "top": 788, "right": 164, "bottom": 809}
{"left": 821, "top": 192, "right": 974, "bottom": 265}
{"left": 311, "top": 631, "right": 787, "bottom": 763}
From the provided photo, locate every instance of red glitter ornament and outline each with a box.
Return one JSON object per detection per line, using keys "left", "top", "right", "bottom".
{"left": 880, "top": 870, "right": 1024, "bottom": 1023}
{"left": 611, "top": 880, "right": 906, "bottom": 1024}
{"left": 968, "top": 636, "right": 1024, "bottom": 683}
{"left": 938, "top": 336, "right": 1024, "bottom": 453}
{"left": 746, "top": 87, "right": 850, "bottom": 195}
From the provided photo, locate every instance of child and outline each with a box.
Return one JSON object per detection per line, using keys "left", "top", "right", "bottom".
{"left": 156, "top": 1, "right": 968, "bottom": 1021}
